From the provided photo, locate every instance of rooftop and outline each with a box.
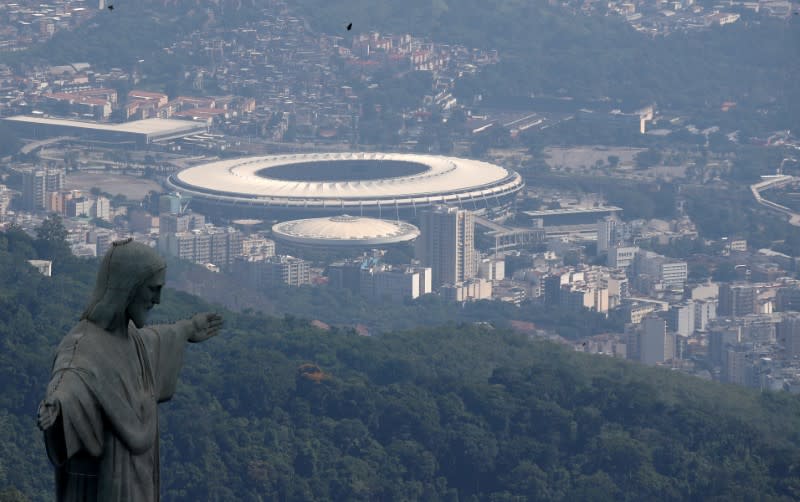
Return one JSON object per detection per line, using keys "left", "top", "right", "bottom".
{"left": 273, "top": 215, "right": 420, "bottom": 246}
{"left": 4, "top": 115, "right": 206, "bottom": 137}
{"left": 522, "top": 206, "right": 623, "bottom": 217}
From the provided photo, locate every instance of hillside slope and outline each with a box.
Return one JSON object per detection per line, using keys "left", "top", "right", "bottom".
{"left": 0, "top": 227, "right": 799, "bottom": 501}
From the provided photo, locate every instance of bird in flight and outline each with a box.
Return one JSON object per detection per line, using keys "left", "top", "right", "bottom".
{"left": 346, "top": 22, "right": 352, "bottom": 30}
{"left": 107, "top": 4, "right": 114, "bottom": 10}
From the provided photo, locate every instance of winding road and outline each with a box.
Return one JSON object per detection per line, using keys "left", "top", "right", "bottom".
{"left": 750, "top": 175, "right": 800, "bottom": 227}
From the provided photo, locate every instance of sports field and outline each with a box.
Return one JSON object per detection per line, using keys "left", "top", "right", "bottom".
{"left": 64, "top": 173, "right": 163, "bottom": 200}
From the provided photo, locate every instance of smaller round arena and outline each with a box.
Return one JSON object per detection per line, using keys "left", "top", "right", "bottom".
{"left": 272, "top": 215, "right": 420, "bottom": 248}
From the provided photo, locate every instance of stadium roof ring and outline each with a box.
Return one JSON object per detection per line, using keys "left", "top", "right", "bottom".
{"left": 166, "top": 153, "right": 524, "bottom": 218}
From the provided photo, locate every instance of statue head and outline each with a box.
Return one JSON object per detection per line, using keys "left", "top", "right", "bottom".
{"left": 82, "top": 238, "right": 167, "bottom": 330}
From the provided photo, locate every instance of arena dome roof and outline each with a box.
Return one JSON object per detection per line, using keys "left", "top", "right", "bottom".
{"left": 272, "top": 215, "right": 420, "bottom": 247}
{"left": 166, "top": 152, "right": 523, "bottom": 218}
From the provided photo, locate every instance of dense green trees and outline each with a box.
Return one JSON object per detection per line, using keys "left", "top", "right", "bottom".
{"left": 2, "top": 229, "right": 800, "bottom": 501}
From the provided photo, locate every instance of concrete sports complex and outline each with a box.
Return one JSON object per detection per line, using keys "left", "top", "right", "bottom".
{"left": 4, "top": 115, "right": 207, "bottom": 145}
{"left": 166, "top": 152, "right": 524, "bottom": 219}
{"left": 272, "top": 215, "right": 420, "bottom": 249}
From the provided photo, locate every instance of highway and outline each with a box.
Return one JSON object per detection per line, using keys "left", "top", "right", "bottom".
{"left": 750, "top": 175, "right": 800, "bottom": 227}
{"left": 19, "top": 136, "right": 75, "bottom": 154}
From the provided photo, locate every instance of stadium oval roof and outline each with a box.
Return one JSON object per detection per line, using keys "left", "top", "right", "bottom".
{"left": 272, "top": 215, "right": 420, "bottom": 247}
{"left": 166, "top": 152, "right": 524, "bottom": 215}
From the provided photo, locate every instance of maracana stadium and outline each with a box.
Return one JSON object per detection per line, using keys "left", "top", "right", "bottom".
{"left": 165, "top": 152, "right": 523, "bottom": 219}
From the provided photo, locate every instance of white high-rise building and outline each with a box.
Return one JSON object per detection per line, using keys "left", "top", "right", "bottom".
{"left": 415, "top": 205, "right": 475, "bottom": 288}
{"left": 0, "top": 185, "right": 11, "bottom": 222}
{"left": 694, "top": 299, "right": 717, "bottom": 331}
{"left": 94, "top": 196, "right": 111, "bottom": 221}
{"left": 597, "top": 216, "right": 617, "bottom": 255}
{"left": 667, "top": 301, "right": 695, "bottom": 336}
{"left": 608, "top": 246, "right": 639, "bottom": 268}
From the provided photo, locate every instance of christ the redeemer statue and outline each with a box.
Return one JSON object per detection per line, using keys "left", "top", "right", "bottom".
{"left": 37, "top": 238, "right": 223, "bottom": 501}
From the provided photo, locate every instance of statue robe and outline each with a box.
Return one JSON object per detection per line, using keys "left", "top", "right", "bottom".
{"left": 43, "top": 319, "right": 189, "bottom": 502}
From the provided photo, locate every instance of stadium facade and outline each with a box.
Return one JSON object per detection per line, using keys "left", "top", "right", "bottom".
{"left": 166, "top": 152, "right": 524, "bottom": 219}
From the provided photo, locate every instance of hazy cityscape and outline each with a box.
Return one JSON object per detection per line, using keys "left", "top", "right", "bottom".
{"left": 0, "top": 0, "right": 798, "bottom": 499}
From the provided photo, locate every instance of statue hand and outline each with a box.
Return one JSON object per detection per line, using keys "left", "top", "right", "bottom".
{"left": 188, "top": 312, "right": 224, "bottom": 343}
{"left": 37, "top": 399, "right": 61, "bottom": 431}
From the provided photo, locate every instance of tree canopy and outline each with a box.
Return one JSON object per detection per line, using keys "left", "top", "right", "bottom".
{"left": 1, "top": 227, "right": 800, "bottom": 501}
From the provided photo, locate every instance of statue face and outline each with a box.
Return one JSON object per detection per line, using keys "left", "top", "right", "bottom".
{"left": 127, "top": 269, "right": 166, "bottom": 329}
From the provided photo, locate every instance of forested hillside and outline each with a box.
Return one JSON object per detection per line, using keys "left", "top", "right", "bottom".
{"left": 1, "top": 226, "right": 800, "bottom": 501}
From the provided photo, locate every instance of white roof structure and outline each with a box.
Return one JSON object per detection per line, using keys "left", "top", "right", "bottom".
{"left": 273, "top": 215, "right": 420, "bottom": 247}
{"left": 167, "top": 152, "right": 523, "bottom": 215}
{"left": 4, "top": 115, "right": 206, "bottom": 143}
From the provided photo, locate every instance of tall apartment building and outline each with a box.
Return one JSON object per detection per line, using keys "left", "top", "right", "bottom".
{"left": 207, "top": 228, "right": 242, "bottom": 267}
{"left": 159, "top": 213, "right": 205, "bottom": 234}
{"left": 560, "top": 283, "right": 609, "bottom": 313}
{"left": 93, "top": 196, "right": 111, "bottom": 221}
{"left": 232, "top": 255, "right": 310, "bottom": 289}
{"left": 667, "top": 301, "right": 695, "bottom": 336}
{"left": 596, "top": 216, "right": 618, "bottom": 255}
{"left": 639, "top": 316, "right": 675, "bottom": 365}
{"left": 415, "top": 205, "right": 475, "bottom": 288}
{"left": 440, "top": 278, "right": 493, "bottom": 302}
{"left": 46, "top": 168, "right": 65, "bottom": 194}
{"left": 544, "top": 273, "right": 566, "bottom": 306}
{"left": 93, "top": 230, "right": 115, "bottom": 257}
{"left": 194, "top": 232, "right": 212, "bottom": 264}
{"left": 633, "top": 250, "right": 688, "bottom": 290}
{"left": 22, "top": 169, "right": 45, "bottom": 210}
{"left": 22, "top": 168, "right": 64, "bottom": 211}
{"left": 477, "top": 257, "right": 505, "bottom": 281}
{"left": 328, "top": 259, "right": 366, "bottom": 293}
{"left": 0, "top": 185, "right": 11, "bottom": 222}
{"left": 260, "top": 256, "right": 311, "bottom": 287}
{"left": 777, "top": 313, "right": 800, "bottom": 357}
{"left": 708, "top": 322, "right": 742, "bottom": 366}
{"left": 694, "top": 299, "right": 717, "bottom": 331}
{"left": 241, "top": 236, "right": 276, "bottom": 259}
{"left": 372, "top": 266, "right": 432, "bottom": 303}
{"left": 718, "top": 283, "right": 757, "bottom": 317}
{"left": 776, "top": 286, "right": 800, "bottom": 312}
{"left": 160, "top": 226, "right": 241, "bottom": 267}
{"left": 723, "top": 345, "right": 752, "bottom": 386}
{"left": 67, "top": 197, "right": 95, "bottom": 218}
{"left": 608, "top": 245, "right": 639, "bottom": 269}
{"left": 159, "top": 194, "right": 185, "bottom": 215}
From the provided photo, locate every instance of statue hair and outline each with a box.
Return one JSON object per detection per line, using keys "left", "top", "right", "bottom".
{"left": 81, "top": 238, "right": 167, "bottom": 330}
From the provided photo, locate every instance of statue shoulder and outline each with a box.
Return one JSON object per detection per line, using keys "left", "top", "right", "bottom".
{"left": 59, "top": 320, "right": 103, "bottom": 347}
{"left": 54, "top": 321, "right": 117, "bottom": 368}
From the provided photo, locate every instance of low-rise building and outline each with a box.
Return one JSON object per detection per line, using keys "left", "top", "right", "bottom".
{"left": 27, "top": 259, "right": 52, "bottom": 277}
{"left": 441, "top": 277, "right": 492, "bottom": 302}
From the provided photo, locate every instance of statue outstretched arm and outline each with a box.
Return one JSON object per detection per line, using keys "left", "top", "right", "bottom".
{"left": 151, "top": 312, "right": 223, "bottom": 343}
{"left": 186, "top": 312, "right": 224, "bottom": 343}
{"left": 142, "top": 313, "right": 223, "bottom": 402}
